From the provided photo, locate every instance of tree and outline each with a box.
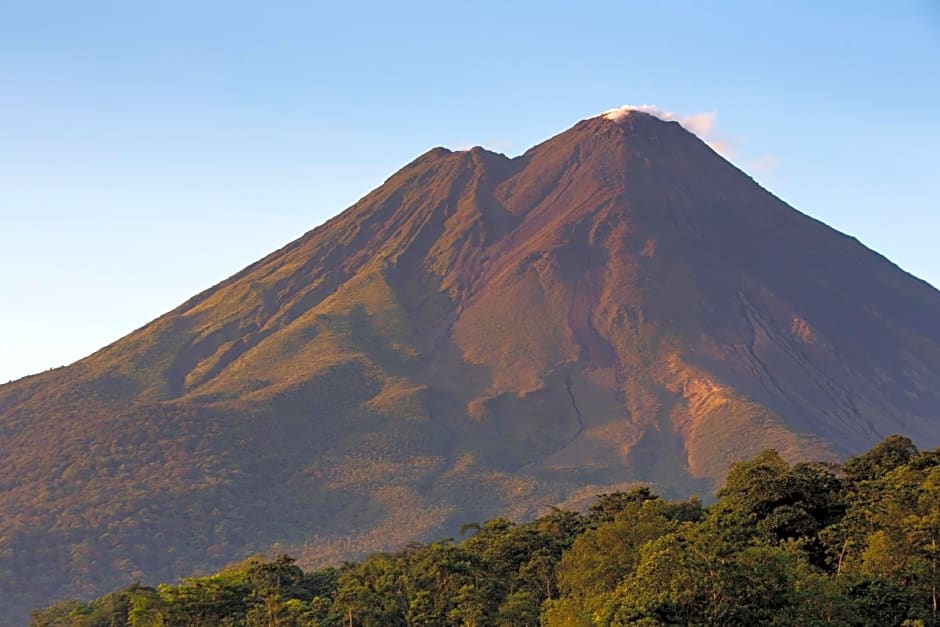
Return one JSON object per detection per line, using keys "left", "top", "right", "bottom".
{"left": 331, "top": 554, "right": 407, "bottom": 626}
{"left": 245, "top": 555, "right": 304, "bottom": 626}
{"left": 545, "top": 498, "right": 698, "bottom": 626}
{"left": 600, "top": 529, "right": 807, "bottom": 626}
{"left": 842, "top": 435, "right": 918, "bottom": 484}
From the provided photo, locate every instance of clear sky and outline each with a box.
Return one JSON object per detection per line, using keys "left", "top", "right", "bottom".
{"left": 1, "top": 1, "right": 939, "bottom": 383}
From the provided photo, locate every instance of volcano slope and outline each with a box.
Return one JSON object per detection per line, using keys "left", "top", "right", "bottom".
{"left": 2, "top": 110, "right": 939, "bottom": 622}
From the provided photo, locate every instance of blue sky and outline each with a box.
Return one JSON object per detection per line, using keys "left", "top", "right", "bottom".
{"left": 1, "top": 1, "right": 938, "bottom": 383}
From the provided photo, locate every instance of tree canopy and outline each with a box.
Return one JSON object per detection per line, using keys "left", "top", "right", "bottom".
{"left": 32, "top": 437, "right": 940, "bottom": 626}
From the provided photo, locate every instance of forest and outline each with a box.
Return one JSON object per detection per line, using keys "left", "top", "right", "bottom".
{"left": 32, "top": 436, "right": 940, "bottom": 626}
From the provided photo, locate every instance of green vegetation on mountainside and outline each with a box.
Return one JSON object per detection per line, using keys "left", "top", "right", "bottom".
{"left": 34, "top": 436, "right": 940, "bottom": 626}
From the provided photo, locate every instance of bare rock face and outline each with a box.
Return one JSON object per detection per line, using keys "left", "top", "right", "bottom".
{"left": 2, "top": 110, "right": 939, "bottom": 622}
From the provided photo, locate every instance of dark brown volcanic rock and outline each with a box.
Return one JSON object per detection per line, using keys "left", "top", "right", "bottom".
{"left": 2, "top": 110, "right": 939, "bottom": 622}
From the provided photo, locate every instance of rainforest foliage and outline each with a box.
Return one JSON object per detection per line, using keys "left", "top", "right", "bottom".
{"left": 32, "top": 436, "right": 940, "bottom": 626}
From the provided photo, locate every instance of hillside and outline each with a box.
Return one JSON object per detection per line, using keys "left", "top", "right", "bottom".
{"left": 2, "top": 110, "right": 940, "bottom": 623}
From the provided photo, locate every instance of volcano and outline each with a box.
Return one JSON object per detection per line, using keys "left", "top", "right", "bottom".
{"left": 2, "top": 109, "right": 939, "bottom": 622}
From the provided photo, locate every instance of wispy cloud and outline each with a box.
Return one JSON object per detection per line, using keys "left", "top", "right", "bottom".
{"left": 599, "top": 104, "right": 732, "bottom": 158}
{"left": 672, "top": 110, "right": 716, "bottom": 137}
{"left": 746, "top": 154, "right": 780, "bottom": 181}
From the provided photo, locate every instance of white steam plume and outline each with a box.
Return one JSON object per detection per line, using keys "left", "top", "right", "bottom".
{"left": 599, "top": 104, "right": 732, "bottom": 158}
